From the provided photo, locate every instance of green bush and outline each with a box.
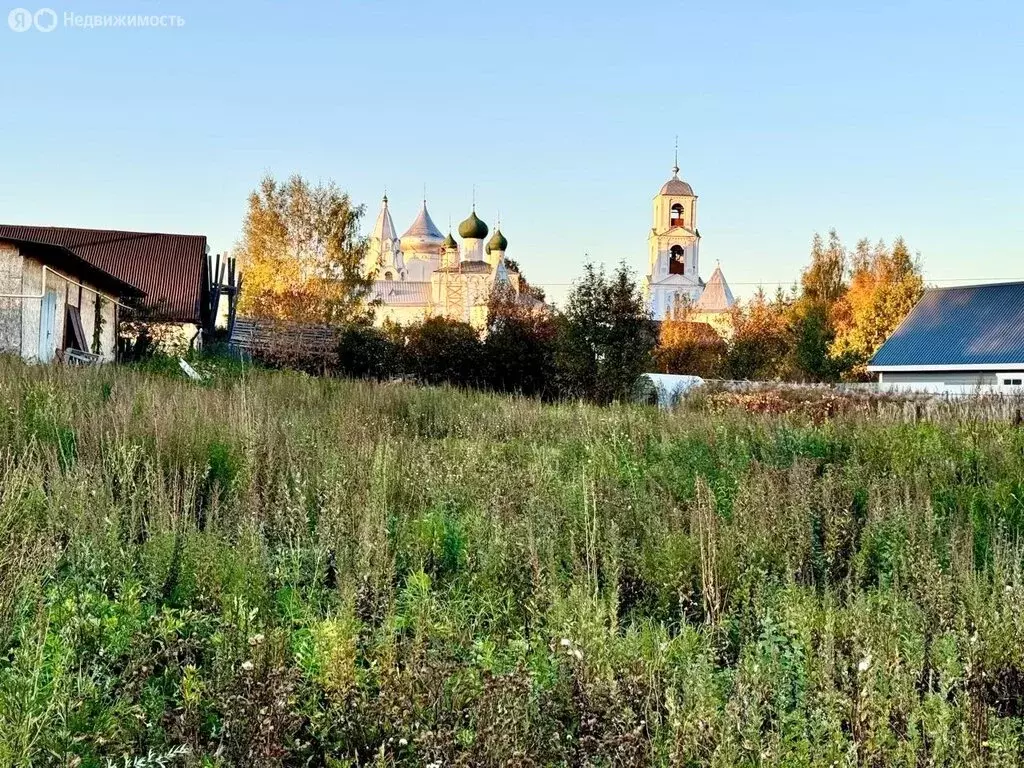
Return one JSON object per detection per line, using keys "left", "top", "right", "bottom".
{"left": 402, "top": 316, "right": 482, "bottom": 388}
{"left": 335, "top": 324, "right": 402, "bottom": 381}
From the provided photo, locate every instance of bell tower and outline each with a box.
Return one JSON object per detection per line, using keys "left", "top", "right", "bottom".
{"left": 648, "top": 151, "right": 699, "bottom": 279}
{"left": 644, "top": 143, "right": 703, "bottom": 319}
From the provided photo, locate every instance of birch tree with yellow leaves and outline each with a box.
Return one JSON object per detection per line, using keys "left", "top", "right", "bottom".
{"left": 235, "top": 174, "right": 374, "bottom": 325}
{"left": 830, "top": 236, "right": 924, "bottom": 375}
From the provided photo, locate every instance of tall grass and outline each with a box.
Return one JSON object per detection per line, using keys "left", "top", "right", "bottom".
{"left": 1, "top": 357, "right": 1024, "bottom": 766}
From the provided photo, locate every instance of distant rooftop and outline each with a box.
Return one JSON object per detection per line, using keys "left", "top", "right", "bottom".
{"left": 435, "top": 261, "right": 492, "bottom": 274}
{"left": 694, "top": 265, "right": 734, "bottom": 312}
{"left": 401, "top": 202, "right": 444, "bottom": 242}
{"left": 369, "top": 280, "right": 431, "bottom": 306}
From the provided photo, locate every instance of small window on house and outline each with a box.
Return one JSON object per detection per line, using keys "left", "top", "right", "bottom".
{"left": 1014, "top": 379, "right": 1022, "bottom": 386}
{"left": 383, "top": 271, "right": 393, "bottom": 280}
{"left": 670, "top": 203, "right": 684, "bottom": 228}
{"left": 669, "top": 245, "right": 686, "bottom": 275}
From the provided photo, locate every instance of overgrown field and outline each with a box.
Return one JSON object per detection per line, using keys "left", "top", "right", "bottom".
{"left": 3, "top": 360, "right": 1024, "bottom": 767}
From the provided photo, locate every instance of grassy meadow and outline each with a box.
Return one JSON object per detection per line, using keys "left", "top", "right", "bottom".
{"left": 3, "top": 359, "right": 1024, "bottom": 766}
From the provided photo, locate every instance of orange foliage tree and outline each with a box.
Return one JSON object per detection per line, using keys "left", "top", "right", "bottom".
{"left": 655, "top": 304, "right": 727, "bottom": 378}
{"left": 830, "top": 236, "right": 924, "bottom": 376}
{"left": 726, "top": 288, "right": 793, "bottom": 380}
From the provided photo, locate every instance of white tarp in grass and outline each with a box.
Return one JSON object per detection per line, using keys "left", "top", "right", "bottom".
{"left": 635, "top": 373, "right": 705, "bottom": 408}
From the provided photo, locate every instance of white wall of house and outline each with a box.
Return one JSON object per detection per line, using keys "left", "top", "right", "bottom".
{"left": 876, "top": 370, "right": 1024, "bottom": 395}
{"left": 0, "top": 245, "right": 119, "bottom": 362}
{"left": 0, "top": 244, "right": 22, "bottom": 352}
{"left": 20, "top": 256, "right": 50, "bottom": 359}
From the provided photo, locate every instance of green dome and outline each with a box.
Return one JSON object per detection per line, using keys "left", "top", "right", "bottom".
{"left": 487, "top": 228, "right": 508, "bottom": 252}
{"left": 458, "top": 210, "right": 489, "bottom": 239}
{"left": 443, "top": 232, "right": 458, "bottom": 250}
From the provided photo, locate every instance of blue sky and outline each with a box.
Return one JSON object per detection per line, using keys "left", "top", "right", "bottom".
{"left": 1, "top": 0, "right": 1022, "bottom": 304}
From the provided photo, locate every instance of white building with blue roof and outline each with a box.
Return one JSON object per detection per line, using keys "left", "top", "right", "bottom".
{"left": 868, "top": 281, "right": 1024, "bottom": 394}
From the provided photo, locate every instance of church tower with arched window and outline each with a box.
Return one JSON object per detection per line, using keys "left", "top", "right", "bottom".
{"left": 644, "top": 156, "right": 704, "bottom": 319}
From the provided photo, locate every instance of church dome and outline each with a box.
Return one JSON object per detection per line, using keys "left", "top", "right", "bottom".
{"left": 443, "top": 232, "right": 458, "bottom": 250}
{"left": 660, "top": 178, "right": 694, "bottom": 196}
{"left": 458, "top": 210, "right": 489, "bottom": 239}
{"left": 486, "top": 228, "right": 508, "bottom": 253}
{"left": 400, "top": 201, "right": 445, "bottom": 255}
{"left": 660, "top": 163, "right": 694, "bottom": 196}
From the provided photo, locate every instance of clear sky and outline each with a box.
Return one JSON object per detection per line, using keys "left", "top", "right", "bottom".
{"left": 1, "top": 0, "right": 1022, "bottom": 304}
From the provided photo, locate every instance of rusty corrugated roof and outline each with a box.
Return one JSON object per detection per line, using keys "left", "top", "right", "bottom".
{"left": 0, "top": 224, "right": 208, "bottom": 324}
{"left": 0, "top": 235, "right": 145, "bottom": 300}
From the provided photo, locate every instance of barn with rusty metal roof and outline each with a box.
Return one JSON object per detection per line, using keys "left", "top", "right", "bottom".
{"left": 0, "top": 224, "right": 210, "bottom": 327}
{"left": 868, "top": 281, "right": 1024, "bottom": 394}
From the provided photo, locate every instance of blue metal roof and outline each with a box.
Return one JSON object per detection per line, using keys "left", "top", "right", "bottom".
{"left": 869, "top": 282, "right": 1024, "bottom": 369}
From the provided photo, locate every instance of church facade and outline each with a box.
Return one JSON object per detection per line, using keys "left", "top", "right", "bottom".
{"left": 643, "top": 161, "right": 735, "bottom": 332}
{"left": 362, "top": 195, "right": 530, "bottom": 330}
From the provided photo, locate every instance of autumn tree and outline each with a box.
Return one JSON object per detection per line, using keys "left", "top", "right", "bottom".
{"left": 831, "top": 236, "right": 924, "bottom": 376}
{"left": 727, "top": 288, "right": 792, "bottom": 380}
{"left": 655, "top": 304, "right": 727, "bottom": 378}
{"left": 760, "top": 230, "right": 860, "bottom": 380}
{"left": 716, "top": 230, "right": 922, "bottom": 383}
{"left": 802, "top": 229, "right": 848, "bottom": 303}
{"left": 235, "top": 174, "right": 374, "bottom": 325}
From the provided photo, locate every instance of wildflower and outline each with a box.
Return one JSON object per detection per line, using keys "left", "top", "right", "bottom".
{"left": 857, "top": 654, "right": 872, "bottom": 673}
{"left": 249, "top": 633, "right": 265, "bottom": 646}
{"left": 572, "top": 648, "right": 584, "bottom": 660}
{"left": 399, "top": 737, "right": 408, "bottom": 746}
{"left": 560, "top": 638, "right": 571, "bottom": 647}
{"left": 241, "top": 660, "right": 254, "bottom": 672}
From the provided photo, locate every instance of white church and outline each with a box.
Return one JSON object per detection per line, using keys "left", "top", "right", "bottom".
{"left": 361, "top": 195, "right": 534, "bottom": 330}
{"left": 361, "top": 159, "right": 734, "bottom": 333}
{"left": 643, "top": 158, "right": 735, "bottom": 332}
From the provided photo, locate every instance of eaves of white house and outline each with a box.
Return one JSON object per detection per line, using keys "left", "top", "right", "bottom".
{"left": 867, "top": 363, "right": 1024, "bottom": 373}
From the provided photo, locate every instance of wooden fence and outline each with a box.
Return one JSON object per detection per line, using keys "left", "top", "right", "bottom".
{"left": 229, "top": 318, "right": 342, "bottom": 366}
